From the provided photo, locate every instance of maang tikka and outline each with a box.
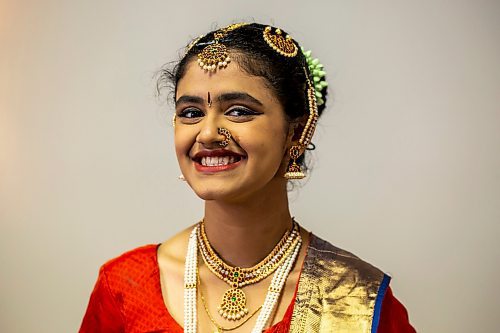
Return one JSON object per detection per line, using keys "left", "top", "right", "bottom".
{"left": 195, "top": 23, "right": 248, "bottom": 72}
{"left": 262, "top": 26, "right": 319, "bottom": 179}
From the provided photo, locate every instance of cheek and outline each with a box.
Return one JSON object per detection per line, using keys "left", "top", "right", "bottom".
{"left": 239, "top": 124, "right": 288, "bottom": 164}
{"left": 174, "top": 128, "right": 194, "bottom": 161}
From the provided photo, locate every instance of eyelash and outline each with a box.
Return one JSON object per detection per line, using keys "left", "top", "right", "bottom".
{"left": 177, "top": 107, "right": 204, "bottom": 119}
{"left": 225, "top": 107, "right": 260, "bottom": 117}
{"left": 177, "top": 106, "right": 260, "bottom": 119}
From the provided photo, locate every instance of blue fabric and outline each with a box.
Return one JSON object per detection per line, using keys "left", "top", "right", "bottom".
{"left": 371, "top": 274, "right": 391, "bottom": 333}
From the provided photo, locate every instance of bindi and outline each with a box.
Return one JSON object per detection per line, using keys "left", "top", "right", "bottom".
{"left": 207, "top": 92, "right": 212, "bottom": 108}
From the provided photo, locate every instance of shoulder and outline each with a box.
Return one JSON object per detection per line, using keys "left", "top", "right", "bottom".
{"left": 81, "top": 244, "right": 164, "bottom": 332}
{"left": 307, "top": 233, "right": 387, "bottom": 278}
{"left": 292, "top": 234, "right": 392, "bottom": 332}
{"left": 304, "top": 234, "right": 390, "bottom": 296}
{"left": 102, "top": 244, "right": 158, "bottom": 271}
{"left": 99, "top": 244, "right": 159, "bottom": 289}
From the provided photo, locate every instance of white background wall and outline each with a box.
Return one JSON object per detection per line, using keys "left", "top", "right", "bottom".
{"left": 1, "top": 0, "right": 499, "bottom": 332}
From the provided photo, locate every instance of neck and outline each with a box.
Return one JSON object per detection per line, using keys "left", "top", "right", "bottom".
{"left": 202, "top": 181, "right": 292, "bottom": 268}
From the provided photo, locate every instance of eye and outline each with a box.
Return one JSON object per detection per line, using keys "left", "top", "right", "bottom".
{"left": 225, "top": 107, "right": 260, "bottom": 117}
{"left": 178, "top": 107, "right": 204, "bottom": 119}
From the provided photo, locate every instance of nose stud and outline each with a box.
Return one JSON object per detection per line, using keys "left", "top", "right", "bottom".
{"left": 218, "top": 128, "right": 232, "bottom": 147}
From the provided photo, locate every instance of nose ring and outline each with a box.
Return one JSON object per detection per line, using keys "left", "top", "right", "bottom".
{"left": 218, "top": 128, "right": 232, "bottom": 147}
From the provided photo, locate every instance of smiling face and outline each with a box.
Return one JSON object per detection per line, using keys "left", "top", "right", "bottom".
{"left": 174, "top": 59, "right": 294, "bottom": 203}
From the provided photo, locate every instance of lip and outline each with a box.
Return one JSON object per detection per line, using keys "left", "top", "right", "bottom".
{"left": 191, "top": 149, "right": 246, "bottom": 174}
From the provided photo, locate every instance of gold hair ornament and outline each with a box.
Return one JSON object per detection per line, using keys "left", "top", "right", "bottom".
{"left": 262, "top": 26, "right": 298, "bottom": 57}
{"left": 186, "top": 34, "right": 204, "bottom": 54}
{"left": 196, "top": 23, "right": 248, "bottom": 72}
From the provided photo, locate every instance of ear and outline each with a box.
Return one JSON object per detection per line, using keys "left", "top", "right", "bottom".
{"left": 286, "top": 116, "right": 307, "bottom": 146}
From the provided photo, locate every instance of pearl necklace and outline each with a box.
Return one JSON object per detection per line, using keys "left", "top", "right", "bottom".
{"left": 184, "top": 227, "right": 199, "bottom": 333}
{"left": 184, "top": 224, "right": 302, "bottom": 333}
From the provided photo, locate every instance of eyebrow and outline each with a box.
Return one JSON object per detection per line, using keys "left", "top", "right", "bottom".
{"left": 217, "top": 92, "right": 263, "bottom": 106}
{"left": 175, "top": 95, "right": 204, "bottom": 106}
{"left": 175, "top": 92, "right": 263, "bottom": 107}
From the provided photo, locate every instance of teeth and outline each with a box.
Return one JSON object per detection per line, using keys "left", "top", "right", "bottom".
{"left": 200, "top": 156, "right": 238, "bottom": 167}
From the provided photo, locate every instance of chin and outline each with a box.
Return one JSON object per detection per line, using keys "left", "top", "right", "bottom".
{"left": 188, "top": 181, "right": 251, "bottom": 203}
{"left": 188, "top": 182, "right": 232, "bottom": 201}
{"left": 193, "top": 188, "right": 240, "bottom": 202}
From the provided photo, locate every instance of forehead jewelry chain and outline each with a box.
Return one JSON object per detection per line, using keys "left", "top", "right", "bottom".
{"left": 198, "top": 221, "right": 300, "bottom": 322}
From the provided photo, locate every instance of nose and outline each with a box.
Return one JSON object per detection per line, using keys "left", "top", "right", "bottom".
{"left": 195, "top": 114, "right": 227, "bottom": 148}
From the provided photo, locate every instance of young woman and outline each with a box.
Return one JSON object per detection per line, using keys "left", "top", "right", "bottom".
{"left": 80, "top": 23, "right": 416, "bottom": 333}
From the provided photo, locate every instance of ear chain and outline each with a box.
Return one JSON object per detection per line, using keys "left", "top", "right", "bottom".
{"left": 261, "top": 27, "right": 320, "bottom": 179}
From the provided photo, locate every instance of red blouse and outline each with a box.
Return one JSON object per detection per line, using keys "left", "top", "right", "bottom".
{"left": 80, "top": 245, "right": 415, "bottom": 333}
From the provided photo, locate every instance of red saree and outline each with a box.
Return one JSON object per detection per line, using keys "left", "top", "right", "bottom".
{"left": 80, "top": 244, "right": 415, "bottom": 333}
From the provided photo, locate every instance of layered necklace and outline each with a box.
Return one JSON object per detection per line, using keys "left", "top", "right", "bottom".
{"left": 183, "top": 221, "right": 302, "bottom": 333}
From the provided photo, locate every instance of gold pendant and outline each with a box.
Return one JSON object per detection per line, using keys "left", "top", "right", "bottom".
{"left": 197, "top": 43, "right": 230, "bottom": 72}
{"left": 217, "top": 288, "right": 249, "bottom": 321}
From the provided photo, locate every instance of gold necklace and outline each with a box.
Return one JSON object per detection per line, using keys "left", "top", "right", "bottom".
{"left": 198, "top": 271, "right": 262, "bottom": 332}
{"left": 197, "top": 221, "right": 300, "bottom": 321}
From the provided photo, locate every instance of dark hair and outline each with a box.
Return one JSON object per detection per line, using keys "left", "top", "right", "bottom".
{"left": 157, "top": 23, "right": 328, "bottom": 171}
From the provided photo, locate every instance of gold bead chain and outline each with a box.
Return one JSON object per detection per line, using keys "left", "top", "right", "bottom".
{"left": 197, "top": 221, "right": 300, "bottom": 288}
